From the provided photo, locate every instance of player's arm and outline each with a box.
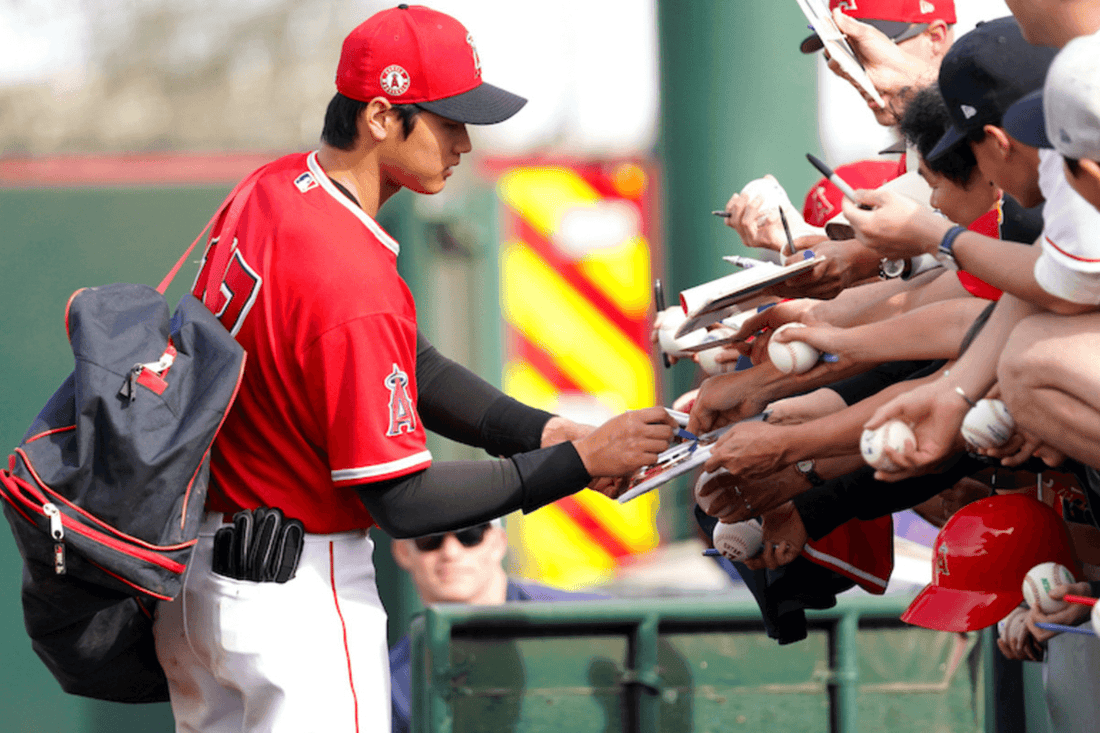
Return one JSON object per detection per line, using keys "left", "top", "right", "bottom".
{"left": 358, "top": 407, "right": 676, "bottom": 538}
{"left": 416, "top": 331, "right": 579, "bottom": 455}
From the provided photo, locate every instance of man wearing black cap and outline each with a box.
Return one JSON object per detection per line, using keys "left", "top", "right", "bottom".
{"left": 838, "top": 17, "right": 1100, "bottom": 481}
{"left": 151, "top": 5, "right": 676, "bottom": 731}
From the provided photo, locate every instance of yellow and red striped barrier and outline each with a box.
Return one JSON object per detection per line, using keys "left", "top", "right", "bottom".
{"left": 493, "top": 160, "right": 660, "bottom": 589}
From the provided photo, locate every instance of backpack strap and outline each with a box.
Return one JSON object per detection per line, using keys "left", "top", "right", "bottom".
{"left": 156, "top": 164, "right": 268, "bottom": 301}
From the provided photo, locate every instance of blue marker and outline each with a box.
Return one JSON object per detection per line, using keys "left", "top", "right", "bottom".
{"left": 702, "top": 548, "right": 720, "bottom": 556}
{"left": 676, "top": 428, "right": 698, "bottom": 442}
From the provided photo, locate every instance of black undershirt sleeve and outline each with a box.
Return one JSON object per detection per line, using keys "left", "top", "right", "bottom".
{"left": 828, "top": 360, "right": 940, "bottom": 407}
{"left": 416, "top": 332, "right": 552, "bottom": 456}
{"left": 792, "top": 453, "right": 986, "bottom": 540}
{"left": 355, "top": 443, "right": 590, "bottom": 538}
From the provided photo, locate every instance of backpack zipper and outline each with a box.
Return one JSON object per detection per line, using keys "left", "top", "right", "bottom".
{"left": 43, "top": 502, "right": 65, "bottom": 574}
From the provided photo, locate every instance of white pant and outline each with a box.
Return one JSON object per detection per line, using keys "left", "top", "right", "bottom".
{"left": 154, "top": 514, "right": 390, "bottom": 733}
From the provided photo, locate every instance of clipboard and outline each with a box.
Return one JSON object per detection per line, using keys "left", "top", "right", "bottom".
{"left": 617, "top": 414, "right": 766, "bottom": 503}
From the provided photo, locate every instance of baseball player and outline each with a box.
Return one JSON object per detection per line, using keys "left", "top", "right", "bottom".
{"left": 152, "top": 5, "right": 676, "bottom": 731}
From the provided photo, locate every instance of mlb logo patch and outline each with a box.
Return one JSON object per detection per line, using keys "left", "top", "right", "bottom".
{"left": 294, "top": 172, "right": 318, "bottom": 193}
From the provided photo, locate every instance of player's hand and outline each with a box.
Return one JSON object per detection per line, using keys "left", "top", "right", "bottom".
{"left": 700, "top": 465, "right": 810, "bottom": 524}
{"left": 764, "top": 390, "right": 848, "bottom": 426}
{"left": 573, "top": 406, "right": 677, "bottom": 479}
{"left": 830, "top": 9, "right": 938, "bottom": 124}
{"left": 742, "top": 501, "right": 807, "bottom": 571}
{"left": 769, "top": 239, "right": 879, "bottom": 300}
{"left": 997, "top": 606, "right": 1043, "bottom": 661}
{"left": 863, "top": 381, "right": 969, "bottom": 481}
{"left": 841, "top": 189, "right": 948, "bottom": 261}
{"left": 703, "top": 420, "right": 793, "bottom": 482}
{"left": 1024, "top": 582, "right": 1093, "bottom": 644}
{"left": 541, "top": 416, "right": 594, "bottom": 448}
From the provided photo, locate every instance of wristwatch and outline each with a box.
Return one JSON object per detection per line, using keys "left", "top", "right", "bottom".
{"left": 878, "top": 257, "right": 907, "bottom": 280}
{"left": 935, "top": 225, "right": 966, "bottom": 271}
{"left": 795, "top": 459, "right": 826, "bottom": 487}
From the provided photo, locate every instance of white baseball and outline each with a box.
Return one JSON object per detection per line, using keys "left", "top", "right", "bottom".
{"left": 694, "top": 468, "right": 737, "bottom": 515}
{"left": 712, "top": 519, "right": 764, "bottom": 562}
{"left": 767, "top": 323, "right": 819, "bottom": 374}
{"left": 998, "top": 607, "right": 1028, "bottom": 643}
{"left": 960, "top": 399, "right": 1015, "bottom": 450}
{"left": 1022, "top": 562, "right": 1075, "bottom": 614}
{"left": 656, "top": 307, "right": 708, "bottom": 357}
{"left": 859, "top": 420, "right": 917, "bottom": 471}
{"left": 694, "top": 327, "right": 737, "bottom": 376}
{"left": 1091, "top": 600, "right": 1100, "bottom": 637}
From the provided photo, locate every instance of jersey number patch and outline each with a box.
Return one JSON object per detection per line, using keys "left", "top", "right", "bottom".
{"left": 385, "top": 364, "right": 417, "bottom": 437}
{"left": 193, "top": 236, "right": 262, "bottom": 336}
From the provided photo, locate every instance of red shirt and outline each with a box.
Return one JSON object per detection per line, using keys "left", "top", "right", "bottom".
{"left": 194, "top": 152, "right": 431, "bottom": 533}
{"left": 956, "top": 198, "right": 1006, "bottom": 301}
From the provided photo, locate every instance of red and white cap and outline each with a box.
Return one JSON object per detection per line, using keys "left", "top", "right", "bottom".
{"left": 800, "top": 0, "right": 957, "bottom": 53}
{"left": 336, "top": 4, "right": 526, "bottom": 125}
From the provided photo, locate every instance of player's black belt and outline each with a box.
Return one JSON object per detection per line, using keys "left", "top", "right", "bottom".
{"left": 211, "top": 507, "right": 305, "bottom": 583}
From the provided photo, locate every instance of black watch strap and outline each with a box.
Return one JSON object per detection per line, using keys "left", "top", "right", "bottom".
{"left": 796, "top": 459, "right": 826, "bottom": 487}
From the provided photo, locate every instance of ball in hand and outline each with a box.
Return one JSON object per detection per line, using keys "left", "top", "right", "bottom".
{"left": 1022, "top": 562, "right": 1075, "bottom": 614}
{"left": 860, "top": 420, "right": 917, "bottom": 471}
{"left": 961, "top": 398, "right": 1015, "bottom": 450}
{"left": 712, "top": 519, "right": 764, "bottom": 562}
{"left": 767, "top": 323, "right": 819, "bottom": 374}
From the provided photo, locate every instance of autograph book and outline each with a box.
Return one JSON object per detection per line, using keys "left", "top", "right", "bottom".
{"left": 617, "top": 415, "right": 766, "bottom": 503}
{"left": 794, "top": 0, "right": 886, "bottom": 108}
{"left": 674, "top": 254, "right": 822, "bottom": 338}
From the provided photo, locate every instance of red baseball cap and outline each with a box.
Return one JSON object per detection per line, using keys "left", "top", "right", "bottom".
{"left": 801, "top": 159, "right": 899, "bottom": 228}
{"left": 901, "top": 494, "right": 1079, "bottom": 633}
{"left": 336, "top": 4, "right": 526, "bottom": 125}
{"left": 800, "top": 0, "right": 957, "bottom": 53}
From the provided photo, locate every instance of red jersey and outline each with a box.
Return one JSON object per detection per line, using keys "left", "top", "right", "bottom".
{"left": 194, "top": 152, "right": 431, "bottom": 533}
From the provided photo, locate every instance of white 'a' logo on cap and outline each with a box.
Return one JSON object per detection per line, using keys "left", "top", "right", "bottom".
{"left": 920, "top": 0, "right": 934, "bottom": 14}
{"left": 961, "top": 104, "right": 978, "bottom": 120}
{"left": 837, "top": 0, "right": 858, "bottom": 10}
{"left": 466, "top": 32, "right": 481, "bottom": 76}
{"left": 380, "top": 65, "right": 410, "bottom": 96}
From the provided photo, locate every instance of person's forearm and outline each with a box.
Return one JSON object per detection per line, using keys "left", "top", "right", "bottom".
{"left": 948, "top": 293, "right": 1041, "bottom": 404}
{"left": 416, "top": 332, "right": 552, "bottom": 456}
{"left": 835, "top": 298, "right": 988, "bottom": 362}
{"left": 777, "top": 367, "right": 944, "bottom": 464}
{"left": 358, "top": 443, "right": 590, "bottom": 538}
{"left": 808, "top": 267, "right": 940, "bottom": 327}
{"left": 705, "top": 356, "right": 869, "bottom": 419}
{"left": 949, "top": 235, "right": 1064, "bottom": 307}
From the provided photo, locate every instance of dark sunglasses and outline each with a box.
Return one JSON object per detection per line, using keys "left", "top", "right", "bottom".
{"left": 413, "top": 523, "right": 491, "bottom": 552}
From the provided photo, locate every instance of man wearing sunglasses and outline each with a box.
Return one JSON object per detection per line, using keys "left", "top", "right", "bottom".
{"left": 388, "top": 520, "right": 603, "bottom": 733}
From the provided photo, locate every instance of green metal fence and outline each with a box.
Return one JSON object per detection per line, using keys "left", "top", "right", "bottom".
{"left": 408, "top": 595, "right": 993, "bottom": 733}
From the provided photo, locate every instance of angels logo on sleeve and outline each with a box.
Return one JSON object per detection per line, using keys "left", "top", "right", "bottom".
{"left": 385, "top": 364, "right": 417, "bottom": 436}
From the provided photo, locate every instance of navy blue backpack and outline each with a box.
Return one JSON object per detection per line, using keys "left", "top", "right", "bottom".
{"left": 0, "top": 169, "right": 261, "bottom": 702}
